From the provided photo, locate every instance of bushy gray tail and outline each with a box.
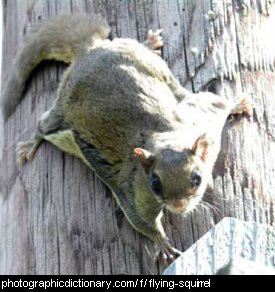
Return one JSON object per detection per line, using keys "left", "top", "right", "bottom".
{"left": 1, "top": 14, "right": 110, "bottom": 121}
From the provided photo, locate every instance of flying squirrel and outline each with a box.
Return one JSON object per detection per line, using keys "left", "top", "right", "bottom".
{"left": 1, "top": 14, "right": 253, "bottom": 264}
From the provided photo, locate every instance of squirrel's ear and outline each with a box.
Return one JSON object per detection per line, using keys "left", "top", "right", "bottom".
{"left": 134, "top": 148, "right": 154, "bottom": 169}
{"left": 191, "top": 134, "right": 208, "bottom": 161}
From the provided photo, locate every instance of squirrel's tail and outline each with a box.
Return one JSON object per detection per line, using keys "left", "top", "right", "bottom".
{"left": 1, "top": 14, "right": 110, "bottom": 121}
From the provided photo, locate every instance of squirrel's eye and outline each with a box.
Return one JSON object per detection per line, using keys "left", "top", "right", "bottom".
{"left": 150, "top": 173, "right": 162, "bottom": 196}
{"left": 191, "top": 168, "right": 201, "bottom": 188}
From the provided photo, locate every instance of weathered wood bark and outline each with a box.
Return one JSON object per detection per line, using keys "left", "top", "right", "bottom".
{"left": 0, "top": 0, "right": 274, "bottom": 275}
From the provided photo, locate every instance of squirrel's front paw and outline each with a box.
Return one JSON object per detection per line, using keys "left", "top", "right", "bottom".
{"left": 231, "top": 96, "right": 254, "bottom": 117}
{"left": 156, "top": 240, "right": 182, "bottom": 265}
{"left": 145, "top": 29, "right": 163, "bottom": 55}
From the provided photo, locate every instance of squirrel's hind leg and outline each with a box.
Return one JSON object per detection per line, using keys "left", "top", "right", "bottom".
{"left": 17, "top": 103, "right": 64, "bottom": 165}
{"left": 17, "top": 137, "right": 43, "bottom": 164}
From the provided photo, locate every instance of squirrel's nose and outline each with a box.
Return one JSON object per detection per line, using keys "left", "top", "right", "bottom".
{"left": 172, "top": 200, "right": 187, "bottom": 212}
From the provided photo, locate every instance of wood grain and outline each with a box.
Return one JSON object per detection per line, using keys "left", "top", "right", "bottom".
{"left": 164, "top": 218, "right": 275, "bottom": 275}
{"left": 0, "top": 0, "right": 274, "bottom": 275}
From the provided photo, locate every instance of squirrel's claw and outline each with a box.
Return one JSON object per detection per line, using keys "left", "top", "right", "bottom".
{"left": 145, "top": 29, "right": 164, "bottom": 54}
{"left": 231, "top": 96, "right": 254, "bottom": 117}
{"left": 17, "top": 142, "right": 32, "bottom": 164}
{"left": 17, "top": 140, "right": 40, "bottom": 165}
{"left": 155, "top": 240, "right": 182, "bottom": 266}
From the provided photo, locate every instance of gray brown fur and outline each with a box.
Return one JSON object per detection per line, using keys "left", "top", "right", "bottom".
{"left": 1, "top": 14, "right": 252, "bottom": 263}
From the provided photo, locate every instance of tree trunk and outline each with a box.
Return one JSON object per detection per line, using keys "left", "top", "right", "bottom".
{"left": 0, "top": 0, "right": 274, "bottom": 275}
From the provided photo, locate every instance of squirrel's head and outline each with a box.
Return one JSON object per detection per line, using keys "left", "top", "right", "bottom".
{"left": 134, "top": 134, "right": 211, "bottom": 214}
